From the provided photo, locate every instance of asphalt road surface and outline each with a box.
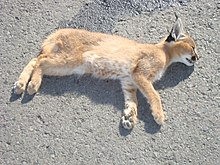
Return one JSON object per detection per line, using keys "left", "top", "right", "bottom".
{"left": 1, "top": 0, "right": 220, "bottom": 164}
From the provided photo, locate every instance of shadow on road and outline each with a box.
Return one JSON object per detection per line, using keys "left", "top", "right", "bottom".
{"left": 154, "top": 63, "right": 194, "bottom": 90}
{"left": 10, "top": 86, "right": 36, "bottom": 104}
{"left": 57, "top": 0, "right": 183, "bottom": 32}
{"left": 9, "top": 62, "right": 194, "bottom": 135}
{"left": 58, "top": 0, "right": 136, "bottom": 33}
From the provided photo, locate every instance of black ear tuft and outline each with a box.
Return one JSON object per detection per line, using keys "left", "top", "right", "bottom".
{"left": 165, "top": 33, "right": 175, "bottom": 42}
{"left": 174, "top": 12, "right": 179, "bottom": 21}
{"left": 166, "top": 14, "right": 184, "bottom": 42}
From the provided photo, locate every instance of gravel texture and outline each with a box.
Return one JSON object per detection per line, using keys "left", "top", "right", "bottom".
{"left": 0, "top": 0, "right": 220, "bottom": 164}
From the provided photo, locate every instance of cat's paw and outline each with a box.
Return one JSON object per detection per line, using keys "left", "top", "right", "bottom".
{"left": 121, "top": 115, "right": 134, "bottom": 130}
{"left": 27, "top": 81, "right": 39, "bottom": 95}
{"left": 13, "top": 81, "right": 25, "bottom": 94}
{"left": 121, "top": 109, "right": 137, "bottom": 129}
{"left": 152, "top": 111, "right": 167, "bottom": 125}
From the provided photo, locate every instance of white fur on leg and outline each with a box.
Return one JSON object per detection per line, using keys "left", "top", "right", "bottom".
{"left": 121, "top": 101, "right": 137, "bottom": 129}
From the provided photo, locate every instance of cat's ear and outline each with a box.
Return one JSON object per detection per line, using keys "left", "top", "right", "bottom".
{"left": 166, "top": 14, "right": 184, "bottom": 42}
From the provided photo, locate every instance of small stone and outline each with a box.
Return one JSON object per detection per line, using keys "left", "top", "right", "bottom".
{"left": 217, "top": 3, "right": 220, "bottom": 9}
{"left": 153, "top": 152, "right": 158, "bottom": 158}
{"left": 6, "top": 141, "right": 11, "bottom": 145}
{"left": 22, "top": 160, "right": 28, "bottom": 165}
{"left": 3, "top": 80, "right": 8, "bottom": 84}
{"left": 29, "top": 127, "right": 34, "bottom": 131}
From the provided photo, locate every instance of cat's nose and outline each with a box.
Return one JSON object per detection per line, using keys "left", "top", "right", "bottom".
{"left": 191, "top": 56, "right": 197, "bottom": 61}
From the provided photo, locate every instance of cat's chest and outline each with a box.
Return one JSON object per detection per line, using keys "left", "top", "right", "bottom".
{"left": 74, "top": 53, "right": 132, "bottom": 79}
{"left": 153, "top": 69, "right": 165, "bottom": 82}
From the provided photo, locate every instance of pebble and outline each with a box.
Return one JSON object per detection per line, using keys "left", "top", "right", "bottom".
{"left": 217, "top": 2, "right": 220, "bottom": 9}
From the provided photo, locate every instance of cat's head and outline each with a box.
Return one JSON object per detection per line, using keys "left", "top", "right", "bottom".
{"left": 164, "top": 14, "right": 199, "bottom": 66}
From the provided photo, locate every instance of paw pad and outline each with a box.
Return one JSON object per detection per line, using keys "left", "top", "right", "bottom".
{"left": 121, "top": 110, "right": 137, "bottom": 130}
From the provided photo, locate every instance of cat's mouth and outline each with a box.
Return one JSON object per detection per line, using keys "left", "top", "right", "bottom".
{"left": 186, "top": 58, "right": 194, "bottom": 64}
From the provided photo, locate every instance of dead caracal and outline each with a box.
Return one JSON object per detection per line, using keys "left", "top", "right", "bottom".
{"left": 14, "top": 16, "right": 198, "bottom": 129}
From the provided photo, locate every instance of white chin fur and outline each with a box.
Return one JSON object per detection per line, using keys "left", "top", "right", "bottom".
{"left": 182, "top": 59, "right": 194, "bottom": 66}
{"left": 172, "top": 54, "right": 194, "bottom": 66}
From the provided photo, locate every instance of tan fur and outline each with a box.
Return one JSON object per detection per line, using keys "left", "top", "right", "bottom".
{"left": 14, "top": 18, "right": 198, "bottom": 129}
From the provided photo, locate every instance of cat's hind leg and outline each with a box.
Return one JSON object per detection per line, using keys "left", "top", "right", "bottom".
{"left": 26, "top": 53, "right": 83, "bottom": 95}
{"left": 15, "top": 41, "right": 83, "bottom": 95}
{"left": 26, "top": 62, "right": 43, "bottom": 95}
{"left": 14, "top": 58, "right": 37, "bottom": 94}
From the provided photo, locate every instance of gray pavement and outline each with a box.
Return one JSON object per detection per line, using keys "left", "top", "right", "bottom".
{"left": 1, "top": 0, "right": 220, "bottom": 164}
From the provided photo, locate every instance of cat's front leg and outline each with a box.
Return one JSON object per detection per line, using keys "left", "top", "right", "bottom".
{"left": 132, "top": 73, "right": 166, "bottom": 125}
{"left": 121, "top": 81, "right": 138, "bottom": 129}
